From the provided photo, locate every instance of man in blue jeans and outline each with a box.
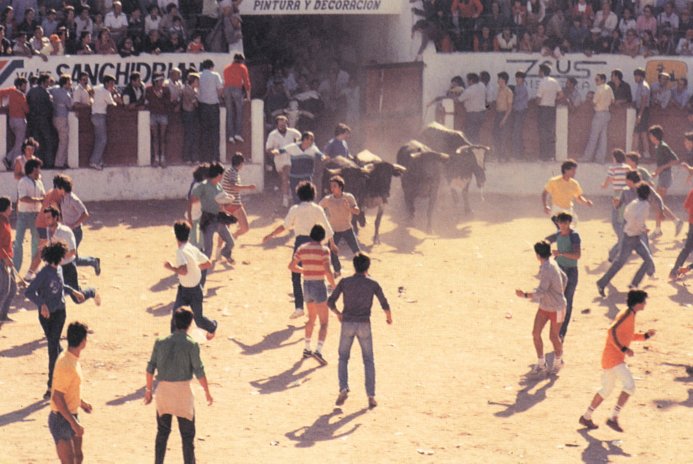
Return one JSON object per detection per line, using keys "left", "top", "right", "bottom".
{"left": 328, "top": 253, "right": 392, "bottom": 409}
{"left": 598, "top": 185, "right": 655, "bottom": 296}
{"left": 14, "top": 158, "right": 44, "bottom": 273}
{"left": 319, "top": 175, "right": 361, "bottom": 277}
{"left": 88, "top": 74, "right": 118, "bottom": 170}
{"left": 545, "top": 213, "right": 580, "bottom": 341}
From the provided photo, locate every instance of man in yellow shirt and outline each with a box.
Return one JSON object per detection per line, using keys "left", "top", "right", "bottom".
{"left": 48, "top": 321, "right": 92, "bottom": 464}
{"left": 542, "top": 159, "right": 593, "bottom": 226}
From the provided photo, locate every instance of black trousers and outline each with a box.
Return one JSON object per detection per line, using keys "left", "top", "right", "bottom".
{"left": 198, "top": 103, "right": 220, "bottom": 162}
{"left": 156, "top": 413, "right": 195, "bottom": 464}
{"left": 39, "top": 308, "right": 66, "bottom": 388}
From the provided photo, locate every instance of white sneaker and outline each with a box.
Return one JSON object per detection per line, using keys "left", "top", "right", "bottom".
{"left": 289, "top": 309, "right": 304, "bottom": 319}
{"left": 228, "top": 136, "right": 235, "bottom": 143}
{"left": 234, "top": 135, "right": 244, "bottom": 143}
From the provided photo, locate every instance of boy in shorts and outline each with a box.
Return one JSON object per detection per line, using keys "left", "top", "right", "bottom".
{"left": 516, "top": 241, "right": 567, "bottom": 375}
{"left": 579, "top": 290, "right": 655, "bottom": 432}
{"left": 289, "top": 224, "right": 336, "bottom": 365}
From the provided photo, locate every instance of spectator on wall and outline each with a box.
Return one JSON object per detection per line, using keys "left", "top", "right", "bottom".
{"left": 198, "top": 59, "right": 223, "bottom": 162}
{"left": 50, "top": 74, "right": 73, "bottom": 169}
{"left": 0, "top": 77, "right": 29, "bottom": 171}
{"left": 89, "top": 74, "right": 119, "bottom": 170}
{"left": 146, "top": 72, "right": 173, "bottom": 167}
{"left": 26, "top": 73, "right": 55, "bottom": 169}
{"left": 223, "top": 53, "right": 251, "bottom": 144}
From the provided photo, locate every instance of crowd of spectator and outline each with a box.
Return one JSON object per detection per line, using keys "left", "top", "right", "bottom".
{"left": 0, "top": 0, "right": 243, "bottom": 58}
{"left": 411, "top": 0, "right": 693, "bottom": 58}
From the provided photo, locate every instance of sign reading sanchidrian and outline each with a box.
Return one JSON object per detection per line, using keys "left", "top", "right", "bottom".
{"left": 238, "top": 0, "right": 401, "bottom": 15}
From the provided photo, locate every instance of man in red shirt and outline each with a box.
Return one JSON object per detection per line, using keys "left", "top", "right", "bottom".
{"left": 222, "top": 53, "right": 251, "bottom": 144}
{"left": 0, "top": 77, "right": 30, "bottom": 171}
{"left": 0, "top": 196, "right": 17, "bottom": 323}
{"left": 578, "top": 290, "right": 656, "bottom": 432}
{"left": 671, "top": 183, "right": 693, "bottom": 278}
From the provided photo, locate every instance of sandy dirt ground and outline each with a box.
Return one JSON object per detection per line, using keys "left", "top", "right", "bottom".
{"left": 1, "top": 187, "right": 692, "bottom": 464}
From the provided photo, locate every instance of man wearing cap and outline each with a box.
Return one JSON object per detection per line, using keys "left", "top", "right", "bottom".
{"left": 198, "top": 59, "right": 223, "bottom": 162}
{"left": 583, "top": 73, "right": 615, "bottom": 163}
{"left": 536, "top": 64, "right": 563, "bottom": 161}
{"left": 223, "top": 53, "right": 251, "bottom": 144}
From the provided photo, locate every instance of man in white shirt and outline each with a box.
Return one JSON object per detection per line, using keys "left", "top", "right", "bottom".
{"left": 597, "top": 185, "right": 655, "bottom": 296}
{"left": 164, "top": 221, "right": 216, "bottom": 339}
{"left": 72, "top": 72, "right": 93, "bottom": 108}
{"left": 583, "top": 73, "right": 615, "bottom": 163}
{"left": 198, "top": 59, "right": 223, "bottom": 162}
{"left": 536, "top": 64, "right": 564, "bottom": 161}
{"left": 89, "top": 74, "right": 118, "bottom": 170}
{"left": 594, "top": 1, "right": 618, "bottom": 36}
{"left": 104, "top": 1, "right": 128, "bottom": 43}
{"left": 266, "top": 115, "right": 301, "bottom": 207}
{"left": 13, "top": 158, "right": 44, "bottom": 273}
{"left": 263, "top": 181, "right": 337, "bottom": 319}
{"left": 458, "top": 73, "right": 487, "bottom": 144}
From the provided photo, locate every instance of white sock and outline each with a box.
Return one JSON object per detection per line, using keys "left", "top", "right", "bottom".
{"left": 611, "top": 404, "right": 622, "bottom": 419}
{"left": 304, "top": 338, "right": 311, "bottom": 350}
{"left": 583, "top": 406, "right": 595, "bottom": 420}
{"left": 537, "top": 357, "right": 546, "bottom": 367}
{"left": 316, "top": 340, "right": 324, "bottom": 353}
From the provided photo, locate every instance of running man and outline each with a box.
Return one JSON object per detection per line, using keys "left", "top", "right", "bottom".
{"left": 164, "top": 221, "right": 216, "bottom": 340}
{"left": 542, "top": 159, "right": 593, "bottom": 227}
{"left": 25, "top": 241, "right": 85, "bottom": 399}
{"left": 670, "top": 181, "right": 693, "bottom": 279}
{"left": 579, "top": 290, "right": 655, "bottom": 432}
{"left": 515, "top": 241, "right": 567, "bottom": 375}
{"left": 220, "top": 153, "right": 256, "bottom": 239}
{"left": 263, "top": 181, "right": 337, "bottom": 319}
{"left": 266, "top": 115, "right": 301, "bottom": 208}
{"left": 597, "top": 185, "right": 655, "bottom": 296}
{"left": 48, "top": 321, "right": 92, "bottom": 464}
{"left": 545, "top": 212, "right": 580, "bottom": 341}
{"left": 319, "top": 175, "right": 361, "bottom": 278}
{"left": 289, "top": 225, "right": 336, "bottom": 366}
{"left": 649, "top": 125, "right": 683, "bottom": 238}
{"left": 328, "top": 253, "right": 392, "bottom": 409}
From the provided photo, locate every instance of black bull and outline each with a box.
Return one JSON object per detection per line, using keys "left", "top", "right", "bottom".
{"left": 321, "top": 155, "right": 405, "bottom": 244}
{"left": 397, "top": 123, "right": 489, "bottom": 231}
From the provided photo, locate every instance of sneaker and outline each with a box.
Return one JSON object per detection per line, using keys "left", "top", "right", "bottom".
{"left": 335, "top": 389, "right": 349, "bottom": 406}
{"left": 579, "top": 416, "right": 599, "bottom": 430}
{"left": 159, "top": 156, "right": 167, "bottom": 168}
{"left": 551, "top": 359, "right": 565, "bottom": 374}
{"left": 234, "top": 135, "right": 244, "bottom": 143}
{"left": 3, "top": 158, "right": 12, "bottom": 171}
{"left": 530, "top": 363, "right": 548, "bottom": 376}
{"left": 302, "top": 349, "right": 312, "bottom": 359}
{"left": 94, "top": 258, "right": 101, "bottom": 276}
{"left": 289, "top": 309, "right": 304, "bottom": 319}
{"left": 312, "top": 351, "right": 328, "bottom": 366}
{"left": 94, "top": 292, "right": 102, "bottom": 306}
{"left": 606, "top": 417, "right": 624, "bottom": 433}
{"left": 89, "top": 163, "right": 103, "bottom": 171}
{"left": 228, "top": 136, "right": 235, "bottom": 143}
{"left": 43, "top": 389, "right": 51, "bottom": 401}
{"left": 650, "top": 230, "right": 663, "bottom": 239}
{"left": 597, "top": 284, "right": 606, "bottom": 298}
{"left": 151, "top": 159, "right": 159, "bottom": 167}
{"left": 206, "top": 331, "right": 216, "bottom": 341}
{"left": 368, "top": 396, "right": 378, "bottom": 409}
{"left": 675, "top": 219, "right": 684, "bottom": 237}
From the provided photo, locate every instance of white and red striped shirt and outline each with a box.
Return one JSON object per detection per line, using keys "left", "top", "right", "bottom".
{"left": 294, "top": 241, "right": 330, "bottom": 281}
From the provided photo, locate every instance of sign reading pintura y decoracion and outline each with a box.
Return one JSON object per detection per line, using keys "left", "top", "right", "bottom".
{"left": 238, "top": 0, "right": 401, "bottom": 14}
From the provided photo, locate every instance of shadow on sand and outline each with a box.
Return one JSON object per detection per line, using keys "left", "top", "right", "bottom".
{"left": 230, "top": 325, "right": 302, "bottom": 355}
{"left": 0, "top": 338, "right": 46, "bottom": 358}
{"left": 577, "top": 428, "right": 631, "bottom": 463}
{"left": 284, "top": 407, "right": 368, "bottom": 448}
{"left": 0, "top": 400, "right": 48, "bottom": 428}
{"left": 249, "top": 359, "right": 321, "bottom": 395}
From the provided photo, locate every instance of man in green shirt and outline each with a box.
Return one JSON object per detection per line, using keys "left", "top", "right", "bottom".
{"left": 145, "top": 308, "right": 213, "bottom": 464}
{"left": 545, "top": 212, "right": 581, "bottom": 341}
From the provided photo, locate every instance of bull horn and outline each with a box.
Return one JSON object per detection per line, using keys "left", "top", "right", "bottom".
{"left": 393, "top": 163, "right": 407, "bottom": 173}
{"left": 362, "top": 163, "right": 375, "bottom": 174}
{"left": 409, "top": 151, "right": 422, "bottom": 159}
{"left": 455, "top": 145, "right": 470, "bottom": 155}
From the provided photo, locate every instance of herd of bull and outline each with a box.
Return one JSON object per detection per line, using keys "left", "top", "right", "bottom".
{"left": 322, "top": 122, "right": 490, "bottom": 242}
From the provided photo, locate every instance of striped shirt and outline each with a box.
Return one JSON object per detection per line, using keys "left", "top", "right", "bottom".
{"left": 294, "top": 241, "right": 330, "bottom": 281}
{"left": 221, "top": 168, "right": 242, "bottom": 206}
{"left": 280, "top": 142, "right": 325, "bottom": 179}
{"left": 607, "top": 163, "right": 630, "bottom": 197}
